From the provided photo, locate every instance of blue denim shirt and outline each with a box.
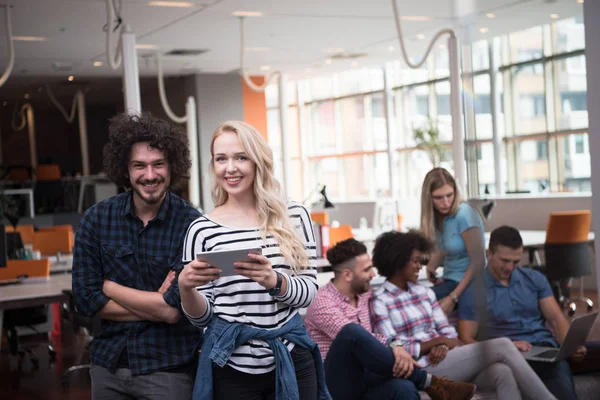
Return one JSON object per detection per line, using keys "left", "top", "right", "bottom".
{"left": 193, "top": 313, "right": 331, "bottom": 400}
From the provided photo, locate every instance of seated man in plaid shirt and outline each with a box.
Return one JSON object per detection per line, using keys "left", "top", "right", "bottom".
{"left": 72, "top": 113, "right": 203, "bottom": 399}
{"left": 370, "top": 230, "right": 557, "bottom": 400}
{"left": 304, "top": 238, "right": 475, "bottom": 400}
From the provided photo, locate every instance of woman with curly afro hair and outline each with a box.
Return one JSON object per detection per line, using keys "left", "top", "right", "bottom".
{"left": 370, "top": 230, "right": 557, "bottom": 400}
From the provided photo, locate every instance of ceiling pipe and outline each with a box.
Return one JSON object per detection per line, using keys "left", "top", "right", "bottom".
{"left": 105, "top": 0, "right": 123, "bottom": 70}
{"left": 390, "top": 0, "right": 466, "bottom": 194}
{"left": 0, "top": 5, "right": 15, "bottom": 88}
{"left": 238, "top": 17, "right": 280, "bottom": 93}
{"left": 11, "top": 103, "right": 37, "bottom": 170}
{"left": 155, "top": 51, "right": 201, "bottom": 209}
{"left": 45, "top": 85, "right": 90, "bottom": 176}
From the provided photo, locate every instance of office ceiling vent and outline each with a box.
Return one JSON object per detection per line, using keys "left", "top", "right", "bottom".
{"left": 165, "top": 49, "right": 209, "bottom": 56}
{"left": 52, "top": 61, "right": 73, "bottom": 72}
{"left": 331, "top": 52, "right": 368, "bottom": 60}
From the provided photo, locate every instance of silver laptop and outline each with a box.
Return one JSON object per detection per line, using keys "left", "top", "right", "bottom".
{"left": 523, "top": 312, "right": 598, "bottom": 363}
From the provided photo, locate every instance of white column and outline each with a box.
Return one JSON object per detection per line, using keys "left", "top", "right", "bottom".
{"left": 278, "top": 74, "right": 291, "bottom": 197}
{"left": 448, "top": 35, "right": 466, "bottom": 194}
{"left": 121, "top": 25, "right": 141, "bottom": 114}
{"left": 383, "top": 66, "right": 398, "bottom": 201}
{"left": 583, "top": 1, "right": 600, "bottom": 295}
{"left": 489, "top": 38, "right": 504, "bottom": 194}
{"left": 76, "top": 91, "right": 90, "bottom": 176}
{"left": 186, "top": 96, "right": 201, "bottom": 208}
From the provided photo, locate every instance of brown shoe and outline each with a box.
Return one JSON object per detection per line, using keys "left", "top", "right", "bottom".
{"left": 424, "top": 376, "right": 476, "bottom": 400}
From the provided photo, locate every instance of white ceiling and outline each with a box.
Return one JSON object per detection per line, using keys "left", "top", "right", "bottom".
{"left": 0, "top": 0, "right": 585, "bottom": 82}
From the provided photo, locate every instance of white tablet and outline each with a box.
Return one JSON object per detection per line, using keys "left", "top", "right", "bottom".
{"left": 196, "top": 247, "right": 262, "bottom": 277}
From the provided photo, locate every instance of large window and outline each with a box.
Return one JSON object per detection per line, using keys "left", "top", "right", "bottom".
{"left": 266, "top": 14, "right": 590, "bottom": 207}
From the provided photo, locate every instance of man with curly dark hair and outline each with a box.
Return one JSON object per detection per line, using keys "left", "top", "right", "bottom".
{"left": 304, "top": 238, "right": 476, "bottom": 400}
{"left": 72, "top": 112, "right": 203, "bottom": 399}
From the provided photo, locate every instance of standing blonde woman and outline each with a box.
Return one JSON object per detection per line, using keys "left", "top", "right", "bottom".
{"left": 420, "top": 168, "right": 486, "bottom": 315}
{"left": 178, "top": 121, "right": 330, "bottom": 400}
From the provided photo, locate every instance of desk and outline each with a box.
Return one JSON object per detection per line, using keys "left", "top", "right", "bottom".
{"left": 0, "top": 274, "right": 72, "bottom": 354}
{"left": 484, "top": 230, "right": 595, "bottom": 264}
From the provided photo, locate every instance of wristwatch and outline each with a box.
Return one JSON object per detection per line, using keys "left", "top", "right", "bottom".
{"left": 389, "top": 339, "right": 403, "bottom": 349}
{"left": 450, "top": 293, "right": 459, "bottom": 304}
{"left": 268, "top": 271, "right": 283, "bottom": 296}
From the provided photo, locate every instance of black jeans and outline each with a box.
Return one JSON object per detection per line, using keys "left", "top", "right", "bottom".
{"left": 213, "top": 346, "right": 318, "bottom": 400}
{"left": 324, "top": 323, "right": 424, "bottom": 400}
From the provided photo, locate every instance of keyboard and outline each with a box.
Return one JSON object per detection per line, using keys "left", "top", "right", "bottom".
{"left": 534, "top": 349, "right": 559, "bottom": 359}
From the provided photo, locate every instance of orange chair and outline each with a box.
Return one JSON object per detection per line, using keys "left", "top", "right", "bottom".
{"left": 32, "top": 230, "right": 74, "bottom": 256}
{"left": 36, "top": 164, "right": 61, "bottom": 181}
{"left": 0, "top": 259, "right": 50, "bottom": 281}
{"left": 37, "top": 225, "right": 74, "bottom": 234}
{"left": 544, "top": 210, "right": 593, "bottom": 314}
{"left": 329, "top": 225, "right": 354, "bottom": 247}
{"left": 310, "top": 212, "right": 329, "bottom": 226}
{"left": 5, "top": 224, "right": 35, "bottom": 244}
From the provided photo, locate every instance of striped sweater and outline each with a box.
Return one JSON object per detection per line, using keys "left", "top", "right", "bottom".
{"left": 182, "top": 202, "right": 318, "bottom": 374}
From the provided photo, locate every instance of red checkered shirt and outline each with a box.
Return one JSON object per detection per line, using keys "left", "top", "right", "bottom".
{"left": 370, "top": 280, "right": 458, "bottom": 366}
{"left": 304, "top": 282, "right": 390, "bottom": 360}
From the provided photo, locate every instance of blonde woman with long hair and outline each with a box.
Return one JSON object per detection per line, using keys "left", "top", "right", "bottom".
{"left": 178, "top": 121, "right": 330, "bottom": 400}
{"left": 420, "top": 168, "right": 486, "bottom": 315}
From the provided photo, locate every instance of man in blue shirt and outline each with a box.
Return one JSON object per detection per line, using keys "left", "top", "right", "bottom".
{"left": 457, "top": 225, "right": 593, "bottom": 400}
{"left": 72, "top": 113, "right": 202, "bottom": 399}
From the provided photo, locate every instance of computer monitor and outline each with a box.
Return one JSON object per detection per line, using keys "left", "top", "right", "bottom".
{"left": 6, "top": 232, "right": 24, "bottom": 260}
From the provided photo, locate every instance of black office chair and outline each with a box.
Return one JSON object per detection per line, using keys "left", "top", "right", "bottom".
{"left": 3, "top": 305, "right": 56, "bottom": 370}
{"left": 61, "top": 289, "right": 100, "bottom": 387}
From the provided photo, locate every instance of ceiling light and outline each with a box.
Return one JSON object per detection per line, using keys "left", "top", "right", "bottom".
{"left": 232, "top": 11, "right": 264, "bottom": 17}
{"left": 322, "top": 47, "right": 344, "bottom": 54}
{"left": 388, "top": 46, "right": 395, "bottom": 52}
{"left": 401, "top": 16, "right": 432, "bottom": 21}
{"left": 416, "top": 34, "right": 426, "bottom": 40}
{"left": 550, "top": 13, "right": 560, "bottom": 19}
{"left": 148, "top": 1, "right": 197, "bottom": 7}
{"left": 68, "top": 75, "right": 74, "bottom": 82}
{"left": 325, "top": 58, "right": 333, "bottom": 65}
{"left": 486, "top": 13, "right": 496, "bottom": 19}
{"left": 245, "top": 47, "right": 269, "bottom": 52}
{"left": 93, "top": 61, "right": 103, "bottom": 67}
{"left": 260, "top": 65, "right": 271, "bottom": 71}
{"left": 136, "top": 44, "right": 159, "bottom": 50}
{"left": 24, "top": 94, "right": 30, "bottom": 99}
{"left": 12, "top": 36, "right": 47, "bottom": 41}
{"left": 480, "top": 27, "right": 489, "bottom": 33}
{"left": 576, "top": 0, "right": 583, "bottom": 3}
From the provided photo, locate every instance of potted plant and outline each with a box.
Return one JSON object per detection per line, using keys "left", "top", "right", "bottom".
{"left": 413, "top": 118, "right": 445, "bottom": 167}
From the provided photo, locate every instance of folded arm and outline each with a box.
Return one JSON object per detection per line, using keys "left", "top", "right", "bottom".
{"left": 103, "top": 280, "right": 180, "bottom": 324}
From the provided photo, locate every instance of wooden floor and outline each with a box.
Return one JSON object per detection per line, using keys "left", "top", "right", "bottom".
{"left": 1, "top": 290, "right": 600, "bottom": 399}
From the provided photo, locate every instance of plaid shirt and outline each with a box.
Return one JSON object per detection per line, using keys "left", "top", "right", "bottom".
{"left": 370, "top": 280, "right": 457, "bottom": 366}
{"left": 72, "top": 191, "right": 202, "bottom": 375}
{"left": 304, "top": 282, "right": 389, "bottom": 360}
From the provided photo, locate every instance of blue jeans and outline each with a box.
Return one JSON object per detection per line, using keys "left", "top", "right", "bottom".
{"left": 324, "top": 324, "right": 424, "bottom": 400}
{"left": 528, "top": 359, "right": 576, "bottom": 400}
{"left": 431, "top": 279, "right": 459, "bottom": 302}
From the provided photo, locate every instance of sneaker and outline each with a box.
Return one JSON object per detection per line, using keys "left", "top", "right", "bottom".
{"left": 424, "top": 376, "right": 476, "bottom": 400}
